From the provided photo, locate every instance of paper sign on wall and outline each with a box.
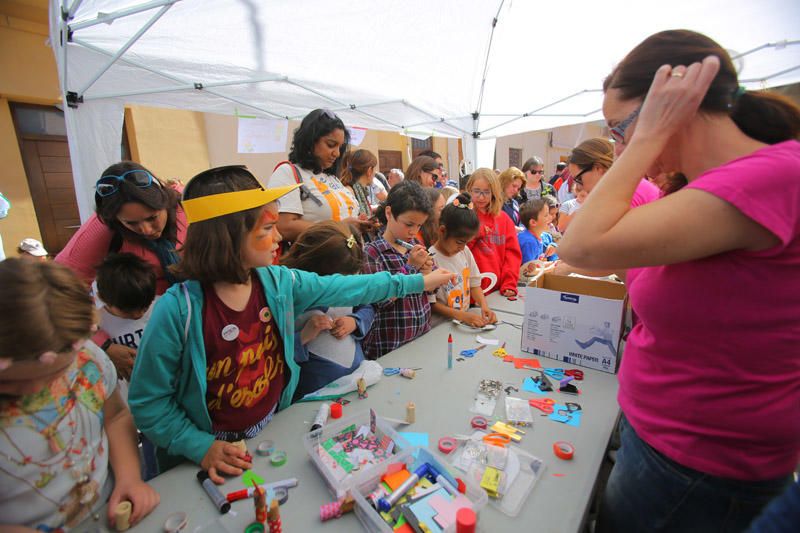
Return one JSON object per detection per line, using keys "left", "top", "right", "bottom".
{"left": 237, "top": 117, "right": 288, "bottom": 154}
{"left": 349, "top": 126, "right": 367, "bottom": 146}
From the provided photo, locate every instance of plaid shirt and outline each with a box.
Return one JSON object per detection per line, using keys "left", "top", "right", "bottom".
{"left": 362, "top": 237, "right": 431, "bottom": 359}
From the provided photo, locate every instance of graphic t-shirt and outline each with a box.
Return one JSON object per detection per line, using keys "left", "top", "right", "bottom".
{"left": 266, "top": 164, "right": 358, "bottom": 223}
{"left": 202, "top": 278, "right": 285, "bottom": 434}
{"left": 429, "top": 245, "right": 482, "bottom": 310}
{"left": 0, "top": 343, "right": 116, "bottom": 530}
{"left": 98, "top": 300, "right": 156, "bottom": 350}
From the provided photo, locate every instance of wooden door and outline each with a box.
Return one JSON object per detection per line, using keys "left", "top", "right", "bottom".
{"left": 19, "top": 135, "right": 80, "bottom": 255}
{"left": 378, "top": 149, "right": 403, "bottom": 173}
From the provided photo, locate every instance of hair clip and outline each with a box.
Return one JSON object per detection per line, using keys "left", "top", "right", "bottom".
{"left": 346, "top": 234, "right": 357, "bottom": 249}
{"left": 0, "top": 358, "right": 12, "bottom": 371}
{"left": 452, "top": 198, "right": 474, "bottom": 209}
{"left": 39, "top": 351, "right": 58, "bottom": 365}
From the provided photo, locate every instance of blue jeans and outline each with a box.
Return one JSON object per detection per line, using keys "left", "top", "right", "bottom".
{"left": 598, "top": 416, "right": 791, "bottom": 533}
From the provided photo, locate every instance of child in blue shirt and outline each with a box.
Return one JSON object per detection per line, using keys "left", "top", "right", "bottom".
{"left": 280, "top": 221, "right": 375, "bottom": 400}
{"left": 518, "top": 198, "right": 559, "bottom": 263}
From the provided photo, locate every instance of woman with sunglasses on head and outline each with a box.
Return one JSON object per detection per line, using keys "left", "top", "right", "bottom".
{"left": 559, "top": 30, "right": 800, "bottom": 532}
{"left": 265, "top": 109, "right": 372, "bottom": 244}
{"left": 56, "top": 162, "right": 187, "bottom": 374}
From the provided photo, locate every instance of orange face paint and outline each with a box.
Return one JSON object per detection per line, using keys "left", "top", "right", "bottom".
{"left": 248, "top": 208, "right": 280, "bottom": 252}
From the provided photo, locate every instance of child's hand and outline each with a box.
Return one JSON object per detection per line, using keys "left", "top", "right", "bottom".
{"left": 107, "top": 479, "right": 160, "bottom": 529}
{"left": 422, "top": 269, "right": 456, "bottom": 292}
{"left": 460, "top": 311, "right": 487, "bottom": 328}
{"left": 330, "top": 316, "right": 357, "bottom": 339}
{"left": 419, "top": 255, "right": 434, "bottom": 275}
{"left": 300, "top": 315, "right": 333, "bottom": 345}
{"left": 501, "top": 289, "right": 517, "bottom": 298}
{"left": 544, "top": 245, "right": 556, "bottom": 257}
{"left": 200, "top": 441, "right": 252, "bottom": 484}
{"left": 106, "top": 344, "right": 136, "bottom": 381}
{"left": 407, "top": 245, "right": 430, "bottom": 269}
{"left": 482, "top": 307, "right": 498, "bottom": 324}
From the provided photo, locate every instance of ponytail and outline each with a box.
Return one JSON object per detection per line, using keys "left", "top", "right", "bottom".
{"left": 731, "top": 91, "right": 800, "bottom": 145}
{"left": 439, "top": 192, "right": 479, "bottom": 239}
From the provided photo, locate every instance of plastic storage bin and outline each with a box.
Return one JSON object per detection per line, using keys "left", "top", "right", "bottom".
{"left": 303, "top": 409, "right": 410, "bottom": 499}
{"left": 351, "top": 447, "right": 489, "bottom": 533}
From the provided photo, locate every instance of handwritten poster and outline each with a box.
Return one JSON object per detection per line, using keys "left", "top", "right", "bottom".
{"left": 237, "top": 118, "right": 288, "bottom": 154}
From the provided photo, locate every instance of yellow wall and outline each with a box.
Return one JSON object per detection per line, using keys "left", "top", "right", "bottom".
{"left": 0, "top": 9, "right": 59, "bottom": 257}
{"left": 125, "top": 105, "right": 211, "bottom": 183}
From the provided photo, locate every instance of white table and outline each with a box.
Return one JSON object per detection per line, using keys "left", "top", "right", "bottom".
{"left": 485, "top": 291, "right": 527, "bottom": 316}
{"left": 76, "top": 311, "right": 619, "bottom": 533}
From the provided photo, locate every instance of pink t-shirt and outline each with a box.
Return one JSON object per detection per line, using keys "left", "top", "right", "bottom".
{"left": 620, "top": 140, "right": 800, "bottom": 481}
{"left": 631, "top": 178, "right": 660, "bottom": 208}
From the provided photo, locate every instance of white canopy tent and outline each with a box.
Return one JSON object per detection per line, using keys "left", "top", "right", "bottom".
{"left": 49, "top": 0, "right": 800, "bottom": 220}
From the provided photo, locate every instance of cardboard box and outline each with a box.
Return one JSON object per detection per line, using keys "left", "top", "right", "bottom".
{"left": 520, "top": 274, "right": 626, "bottom": 374}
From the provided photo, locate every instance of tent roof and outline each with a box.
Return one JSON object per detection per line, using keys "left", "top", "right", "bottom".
{"left": 57, "top": 0, "right": 800, "bottom": 139}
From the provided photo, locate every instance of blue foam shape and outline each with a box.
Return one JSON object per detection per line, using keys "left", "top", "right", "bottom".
{"left": 549, "top": 404, "right": 582, "bottom": 427}
{"left": 399, "top": 432, "right": 429, "bottom": 448}
{"left": 522, "top": 376, "right": 549, "bottom": 396}
{"left": 407, "top": 487, "right": 448, "bottom": 533}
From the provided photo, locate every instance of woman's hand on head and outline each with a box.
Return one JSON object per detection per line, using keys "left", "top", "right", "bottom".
{"left": 200, "top": 441, "right": 252, "bottom": 484}
{"left": 631, "top": 55, "right": 721, "bottom": 149}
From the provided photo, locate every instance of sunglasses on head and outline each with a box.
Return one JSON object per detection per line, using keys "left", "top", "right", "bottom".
{"left": 96, "top": 169, "right": 156, "bottom": 197}
{"left": 530, "top": 169, "right": 544, "bottom": 175}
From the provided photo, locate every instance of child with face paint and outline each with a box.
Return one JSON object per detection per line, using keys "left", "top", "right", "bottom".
{"left": 128, "top": 166, "right": 454, "bottom": 483}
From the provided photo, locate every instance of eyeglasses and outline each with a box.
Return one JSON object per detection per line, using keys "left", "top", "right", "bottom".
{"left": 469, "top": 189, "right": 491, "bottom": 198}
{"left": 573, "top": 166, "right": 591, "bottom": 186}
{"left": 96, "top": 170, "right": 155, "bottom": 197}
{"left": 529, "top": 169, "right": 544, "bottom": 175}
{"left": 609, "top": 105, "right": 641, "bottom": 145}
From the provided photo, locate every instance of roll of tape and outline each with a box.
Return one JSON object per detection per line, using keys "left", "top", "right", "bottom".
{"left": 553, "top": 441, "right": 575, "bottom": 460}
{"left": 163, "top": 511, "right": 188, "bottom": 533}
{"left": 270, "top": 450, "right": 287, "bottom": 467}
{"left": 438, "top": 437, "right": 457, "bottom": 454}
{"left": 470, "top": 415, "right": 489, "bottom": 430}
{"left": 272, "top": 487, "right": 289, "bottom": 505}
{"left": 244, "top": 522, "right": 265, "bottom": 533}
{"left": 256, "top": 440, "right": 275, "bottom": 457}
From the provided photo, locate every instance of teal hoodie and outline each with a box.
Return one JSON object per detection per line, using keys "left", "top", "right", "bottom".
{"left": 128, "top": 265, "right": 423, "bottom": 465}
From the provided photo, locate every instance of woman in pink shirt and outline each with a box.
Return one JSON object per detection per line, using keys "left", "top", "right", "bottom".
{"left": 560, "top": 30, "right": 800, "bottom": 532}
{"left": 56, "top": 161, "right": 187, "bottom": 373}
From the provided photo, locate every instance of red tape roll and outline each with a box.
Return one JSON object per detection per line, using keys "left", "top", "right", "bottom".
{"left": 438, "top": 437, "right": 457, "bottom": 454}
{"left": 553, "top": 440, "right": 575, "bottom": 460}
{"left": 470, "top": 416, "right": 489, "bottom": 430}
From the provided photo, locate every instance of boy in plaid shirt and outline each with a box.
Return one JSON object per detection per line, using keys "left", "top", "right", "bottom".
{"left": 363, "top": 182, "right": 436, "bottom": 359}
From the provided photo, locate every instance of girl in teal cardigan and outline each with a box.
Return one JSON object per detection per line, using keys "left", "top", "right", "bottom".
{"left": 128, "top": 166, "right": 453, "bottom": 483}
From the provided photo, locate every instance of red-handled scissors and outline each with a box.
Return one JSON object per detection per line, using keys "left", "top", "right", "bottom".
{"left": 565, "top": 369, "right": 584, "bottom": 381}
{"left": 528, "top": 398, "right": 556, "bottom": 414}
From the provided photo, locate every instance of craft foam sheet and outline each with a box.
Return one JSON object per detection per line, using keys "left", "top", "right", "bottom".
{"left": 399, "top": 432, "right": 429, "bottom": 448}
{"left": 522, "top": 376, "right": 549, "bottom": 395}
{"left": 549, "top": 405, "right": 582, "bottom": 427}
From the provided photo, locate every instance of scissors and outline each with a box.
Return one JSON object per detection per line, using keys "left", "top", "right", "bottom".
{"left": 383, "top": 367, "right": 421, "bottom": 376}
{"left": 482, "top": 432, "right": 512, "bottom": 448}
{"left": 460, "top": 345, "right": 487, "bottom": 357}
{"left": 543, "top": 368, "right": 585, "bottom": 381}
{"left": 528, "top": 398, "right": 556, "bottom": 414}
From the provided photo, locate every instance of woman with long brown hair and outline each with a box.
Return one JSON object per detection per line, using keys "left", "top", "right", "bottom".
{"left": 559, "top": 29, "right": 800, "bottom": 531}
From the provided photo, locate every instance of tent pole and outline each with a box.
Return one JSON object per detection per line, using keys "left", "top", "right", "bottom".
{"left": 68, "top": 0, "right": 180, "bottom": 32}
{"left": 480, "top": 89, "right": 601, "bottom": 135}
{"left": 75, "top": 4, "right": 174, "bottom": 97}
{"left": 83, "top": 75, "right": 287, "bottom": 101}
{"left": 740, "top": 64, "right": 800, "bottom": 84}
{"left": 65, "top": 0, "right": 84, "bottom": 20}
{"left": 72, "top": 38, "right": 287, "bottom": 118}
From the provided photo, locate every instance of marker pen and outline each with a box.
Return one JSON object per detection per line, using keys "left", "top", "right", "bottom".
{"left": 197, "top": 470, "right": 231, "bottom": 513}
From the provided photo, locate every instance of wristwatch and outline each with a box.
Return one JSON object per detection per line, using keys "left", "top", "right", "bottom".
{"left": 100, "top": 339, "right": 113, "bottom": 352}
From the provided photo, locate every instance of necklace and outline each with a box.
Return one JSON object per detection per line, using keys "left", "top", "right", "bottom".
{"left": 0, "top": 353, "right": 100, "bottom": 508}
